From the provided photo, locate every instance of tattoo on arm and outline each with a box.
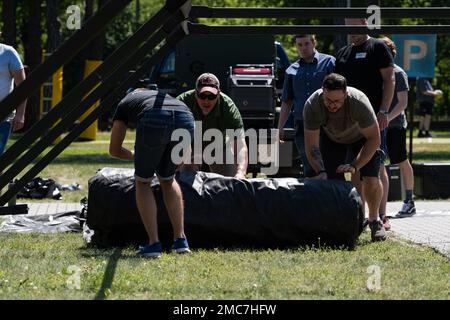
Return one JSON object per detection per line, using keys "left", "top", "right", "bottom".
{"left": 311, "top": 145, "right": 325, "bottom": 171}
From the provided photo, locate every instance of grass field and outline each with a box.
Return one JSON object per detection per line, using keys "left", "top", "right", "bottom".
{"left": 1, "top": 129, "right": 449, "bottom": 300}
{"left": 0, "top": 232, "right": 448, "bottom": 299}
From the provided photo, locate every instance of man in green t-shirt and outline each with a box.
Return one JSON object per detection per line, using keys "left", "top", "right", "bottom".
{"left": 303, "top": 73, "right": 386, "bottom": 242}
{"left": 177, "top": 73, "right": 248, "bottom": 179}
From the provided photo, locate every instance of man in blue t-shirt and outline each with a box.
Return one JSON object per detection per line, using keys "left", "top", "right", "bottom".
{"left": 0, "top": 35, "right": 27, "bottom": 155}
{"left": 277, "top": 34, "right": 335, "bottom": 177}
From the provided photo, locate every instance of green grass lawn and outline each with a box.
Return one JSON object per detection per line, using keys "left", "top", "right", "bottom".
{"left": 1, "top": 129, "right": 449, "bottom": 300}
{"left": 0, "top": 232, "right": 448, "bottom": 300}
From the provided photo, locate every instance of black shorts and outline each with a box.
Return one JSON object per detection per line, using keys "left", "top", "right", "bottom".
{"left": 321, "top": 133, "right": 382, "bottom": 181}
{"left": 418, "top": 101, "right": 433, "bottom": 116}
{"left": 386, "top": 127, "right": 407, "bottom": 164}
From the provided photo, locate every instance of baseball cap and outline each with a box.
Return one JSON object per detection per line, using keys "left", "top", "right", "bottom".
{"left": 195, "top": 73, "right": 220, "bottom": 95}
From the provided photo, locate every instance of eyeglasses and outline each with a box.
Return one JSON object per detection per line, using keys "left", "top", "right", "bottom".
{"left": 197, "top": 93, "right": 218, "bottom": 101}
{"left": 324, "top": 96, "right": 346, "bottom": 106}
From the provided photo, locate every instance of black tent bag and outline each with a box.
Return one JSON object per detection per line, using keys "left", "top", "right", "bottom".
{"left": 86, "top": 168, "right": 364, "bottom": 248}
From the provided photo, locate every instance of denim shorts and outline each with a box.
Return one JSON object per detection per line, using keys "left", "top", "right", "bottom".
{"left": 134, "top": 109, "right": 194, "bottom": 182}
{"left": 0, "top": 121, "right": 12, "bottom": 155}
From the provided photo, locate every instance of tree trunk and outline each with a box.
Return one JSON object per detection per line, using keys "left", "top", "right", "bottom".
{"left": 1, "top": 0, "right": 17, "bottom": 46}
{"left": 21, "top": 0, "right": 42, "bottom": 130}
{"left": 45, "top": 0, "right": 61, "bottom": 53}
{"left": 333, "top": 0, "right": 349, "bottom": 55}
{"left": 42, "top": 0, "right": 62, "bottom": 119}
{"left": 87, "top": 0, "right": 107, "bottom": 61}
{"left": 135, "top": 0, "right": 140, "bottom": 29}
{"left": 82, "top": 0, "right": 106, "bottom": 61}
{"left": 85, "top": 0, "right": 108, "bottom": 131}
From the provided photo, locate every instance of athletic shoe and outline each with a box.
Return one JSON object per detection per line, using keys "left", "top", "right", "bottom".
{"left": 380, "top": 215, "right": 391, "bottom": 231}
{"left": 395, "top": 200, "right": 416, "bottom": 218}
{"left": 138, "top": 242, "right": 162, "bottom": 258}
{"left": 172, "top": 237, "right": 191, "bottom": 254}
{"left": 369, "top": 220, "right": 387, "bottom": 242}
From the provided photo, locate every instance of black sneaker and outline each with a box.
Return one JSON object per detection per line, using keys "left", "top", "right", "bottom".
{"left": 395, "top": 200, "right": 416, "bottom": 218}
{"left": 425, "top": 131, "right": 433, "bottom": 138}
{"left": 417, "top": 131, "right": 425, "bottom": 138}
{"left": 369, "top": 220, "right": 387, "bottom": 242}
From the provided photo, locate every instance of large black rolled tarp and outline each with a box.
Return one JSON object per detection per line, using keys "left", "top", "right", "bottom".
{"left": 86, "top": 168, "right": 364, "bottom": 249}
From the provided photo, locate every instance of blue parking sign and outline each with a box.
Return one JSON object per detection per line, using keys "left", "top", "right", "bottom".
{"left": 392, "top": 35, "right": 436, "bottom": 78}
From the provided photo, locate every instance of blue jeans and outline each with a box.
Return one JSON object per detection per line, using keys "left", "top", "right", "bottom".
{"left": 0, "top": 121, "right": 12, "bottom": 155}
{"left": 134, "top": 109, "right": 195, "bottom": 182}
{"left": 294, "top": 120, "right": 315, "bottom": 178}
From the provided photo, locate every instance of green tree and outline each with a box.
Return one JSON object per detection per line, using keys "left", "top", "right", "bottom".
{"left": 21, "top": 0, "right": 43, "bottom": 130}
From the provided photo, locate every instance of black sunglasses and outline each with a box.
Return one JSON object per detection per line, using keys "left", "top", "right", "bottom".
{"left": 197, "top": 92, "right": 218, "bottom": 101}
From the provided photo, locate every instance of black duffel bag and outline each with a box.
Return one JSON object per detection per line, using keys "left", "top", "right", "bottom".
{"left": 86, "top": 168, "right": 364, "bottom": 249}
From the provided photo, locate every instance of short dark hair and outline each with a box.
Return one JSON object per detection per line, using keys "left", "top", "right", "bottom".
{"left": 294, "top": 34, "right": 316, "bottom": 43}
{"left": 380, "top": 37, "right": 397, "bottom": 58}
{"left": 322, "top": 73, "right": 347, "bottom": 91}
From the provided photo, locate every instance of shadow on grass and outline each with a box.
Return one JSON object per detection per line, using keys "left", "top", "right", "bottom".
{"left": 94, "top": 248, "right": 123, "bottom": 300}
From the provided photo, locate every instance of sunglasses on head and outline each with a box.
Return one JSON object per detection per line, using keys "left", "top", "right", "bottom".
{"left": 197, "top": 92, "right": 218, "bottom": 101}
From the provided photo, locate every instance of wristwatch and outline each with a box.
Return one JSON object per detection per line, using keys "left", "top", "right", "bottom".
{"left": 378, "top": 110, "right": 389, "bottom": 116}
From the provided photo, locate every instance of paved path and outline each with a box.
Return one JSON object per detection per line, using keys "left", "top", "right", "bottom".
{"left": 2, "top": 200, "right": 449, "bottom": 258}
{"left": 25, "top": 202, "right": 82, "bottom": 216}
{"left": 387, "top": 201, "right": 450, "bottom": 258}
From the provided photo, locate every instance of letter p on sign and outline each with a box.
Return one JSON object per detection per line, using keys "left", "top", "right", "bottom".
{"left": 392, "top": 35, "right": 436, "bottom": 78}
{"left": 403, "top": 40, "right": 427, "bottom": 71}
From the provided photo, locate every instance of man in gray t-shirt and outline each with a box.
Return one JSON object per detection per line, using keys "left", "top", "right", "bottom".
{"left": 303, "top": 73, "right": 386, "bottom": 242}
{"left": 0, "top": 37, "right": 27, "bottom": 155}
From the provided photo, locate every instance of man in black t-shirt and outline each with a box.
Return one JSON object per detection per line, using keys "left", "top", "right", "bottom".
{"left": 335, "top": 18, "right": 395, "bottom": 229}
{"left": 335, "top": 19, "right": 395, "bottom": 126}
{"left": 110, "top": 89, "right": 195, "bottom": 258}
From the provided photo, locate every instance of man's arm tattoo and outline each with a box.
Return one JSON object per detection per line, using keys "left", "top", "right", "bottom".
{"left": 311, "top": 145, "right": 325, "bottom": 171}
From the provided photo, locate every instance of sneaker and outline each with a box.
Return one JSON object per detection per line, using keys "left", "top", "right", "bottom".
{"left": 369, "top": 220, "right": 387, "bottom": 242}
{"left": 380, "top": 214, "right": 391, "bottom": 231}
{"left": 417, "top": 131, "right": 425, "bottom": 138}
{"left": 425, "top": 131, "right": 433, "bottom": 138}
{"left": 172, "top": 237, "right": 191, "bottom": 254}
{"left": 138, "top": 242, "right": 162, "bottom": 258}
{"left": 395, "top": 200, "right": 416, "bottom": 218}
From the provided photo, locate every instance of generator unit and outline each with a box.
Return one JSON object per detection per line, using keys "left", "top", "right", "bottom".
{"left": 227, "top": 64, "right": 276, "bottom": 128}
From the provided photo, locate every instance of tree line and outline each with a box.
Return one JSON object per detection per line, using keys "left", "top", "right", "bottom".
{"left": 1, "top": 0, "right": 449, "bottom": 131}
